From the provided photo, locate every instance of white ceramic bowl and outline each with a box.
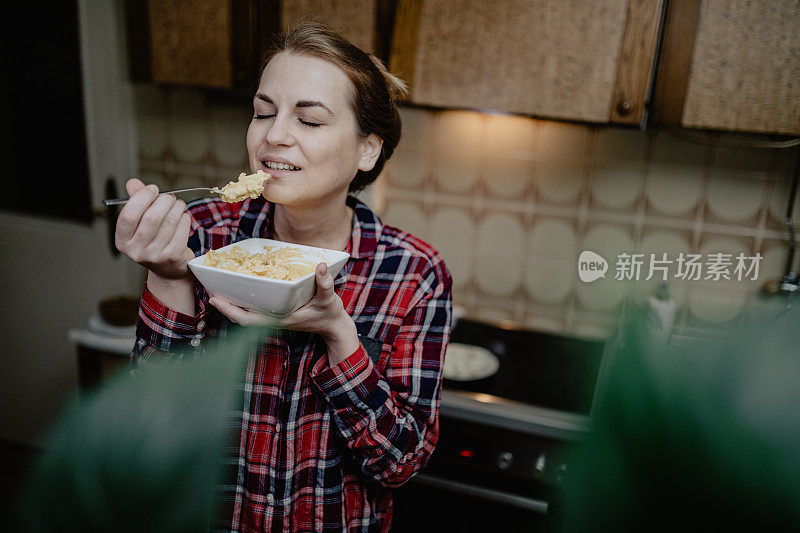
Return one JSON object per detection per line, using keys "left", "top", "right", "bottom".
{"left": 188, "top": 238, "right": 350, "bottom": 316}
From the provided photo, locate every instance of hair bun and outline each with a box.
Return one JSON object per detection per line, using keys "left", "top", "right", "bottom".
{"left": 367, "top": 54, "right": 408, "bottom": 100}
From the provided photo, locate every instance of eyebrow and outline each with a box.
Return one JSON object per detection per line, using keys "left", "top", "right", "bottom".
{"left": 254, "top": 93, "right": 334, "bottom": 117}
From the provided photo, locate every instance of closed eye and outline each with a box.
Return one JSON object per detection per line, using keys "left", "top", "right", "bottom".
{"left": 299, "top": 118, "right": 322, "bottom": 127}
{"left": 254, "top": 114, "right": 275, "bottom": 120}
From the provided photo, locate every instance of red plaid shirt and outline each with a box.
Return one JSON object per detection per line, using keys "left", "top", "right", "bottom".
{"left": 133, "top": 195, "right": 453, "bottom": 532}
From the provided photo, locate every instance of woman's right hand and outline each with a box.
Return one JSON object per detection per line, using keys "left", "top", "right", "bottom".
{"left": 115, "top": 178, "right": 195, "bottom": 279}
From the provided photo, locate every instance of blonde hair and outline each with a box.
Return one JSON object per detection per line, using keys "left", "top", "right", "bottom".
{"left": 259, "top": 22, "right": 407, "bottom": 193}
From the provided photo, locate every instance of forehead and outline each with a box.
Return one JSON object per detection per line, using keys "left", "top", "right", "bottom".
{"left": 258, "top": 52, "right": 353, "bottom": 108}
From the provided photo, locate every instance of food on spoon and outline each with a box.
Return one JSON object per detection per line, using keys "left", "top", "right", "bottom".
{"left": 204, "top": 245, "right": 323, "bottom": 281}
{"left": 215, "top": 170, "right": 271, "bottom": 202}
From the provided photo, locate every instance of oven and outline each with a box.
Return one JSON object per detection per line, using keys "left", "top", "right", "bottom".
{"left": 392, "top": 319, "right": 607, "bottom": 532}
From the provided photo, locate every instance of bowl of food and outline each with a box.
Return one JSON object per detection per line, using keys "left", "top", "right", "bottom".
{"left": 188, "top": 238, "right": 350, "bottom": 316}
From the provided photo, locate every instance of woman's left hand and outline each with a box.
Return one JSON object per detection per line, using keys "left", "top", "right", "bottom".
{"left": 208, "top": 262, "right": 360, "bottom": 365}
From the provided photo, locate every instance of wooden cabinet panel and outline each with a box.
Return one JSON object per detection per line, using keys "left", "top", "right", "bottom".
{"left": 609, "top": 0, "right": 667, "bottom": 124}
{"left": 126, "top": 0, "right": 260, "bottom": 90}
{"left": 279, "top": 0, "right": 377, "bottom": 54}
{"left": 654, "top": 0, "right": 800, "bottom": 136}
{"left": 683, "top": 0, "right": 800, "bottom": 135}
{"left": 147, "top": 0, "right": 234, "bottom": 89}
{"left": 127, "top": 0, "right": 379, "bottom": 91}
{"left": 391, "top": 0, "right": 664, "bottom": 126}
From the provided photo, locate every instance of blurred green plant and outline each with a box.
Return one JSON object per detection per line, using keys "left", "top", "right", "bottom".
{"left": 566, "top": 299, "right": 800, "bottom": 532}
{"left": 18, "top": 327, "right": 262, "bottom": 532}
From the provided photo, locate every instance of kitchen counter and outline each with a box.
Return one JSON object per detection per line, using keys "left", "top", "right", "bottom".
{"left": 69, "top": 315, "right": 135, "bottom": 389}
{"left": 68, "top": 329, "right": 135, "bottom": 355}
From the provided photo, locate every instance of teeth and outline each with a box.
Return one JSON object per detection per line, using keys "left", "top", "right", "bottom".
{"left": 264, "top": 161, "right": 299, "bottom": 171}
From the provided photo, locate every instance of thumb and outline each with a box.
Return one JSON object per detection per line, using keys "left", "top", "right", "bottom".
{"left": 315, "top": 262, "right": 334, "bottom": 295}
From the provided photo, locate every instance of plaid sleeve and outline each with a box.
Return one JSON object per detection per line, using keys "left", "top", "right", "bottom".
{"left": 311, "top": 259, "right": 453, "bottom": 488}
{"left": 131, "top": 283, "right": 208, "bottom": 368}
{"left": 131, "top": 198, "right": 241, "bottom": 369}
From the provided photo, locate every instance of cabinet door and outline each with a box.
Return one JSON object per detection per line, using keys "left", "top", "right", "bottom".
{"left": 127, "top": 0, "right": 256, "bottom": 90}
{"left": 145, "top": 0, "right": 238, "bottom": 89}
{"left": 126, "top": 0, "right": 380, "bottom": 91}
{"left": 653, "top": 0, "right": 800, "bottom": 135}
{"left": 278, "top": 0, "right": 379, "bottom": 55}
{"left": 390, "top": 0, "right": 664, "bottom": 126}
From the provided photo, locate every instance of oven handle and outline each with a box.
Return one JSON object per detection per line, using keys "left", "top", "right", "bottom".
{"left": 411, "top": 473, "right": 549, "bottom": 515}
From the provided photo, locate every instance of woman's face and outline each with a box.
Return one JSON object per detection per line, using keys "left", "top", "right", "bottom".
{"left": 247, "top": 52, "right": 381, "bottom": 208}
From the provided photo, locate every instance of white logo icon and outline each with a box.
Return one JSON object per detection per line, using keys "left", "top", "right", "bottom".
{"left": 578, "top": 251, "right": 608, "bottom": 283}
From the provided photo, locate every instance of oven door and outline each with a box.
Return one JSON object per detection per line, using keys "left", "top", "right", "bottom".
{"left": 391, "top": 416, "right": 567, "bottom": 532}
{"left": 392, "top": 475, "right": 555, "bottom": 532}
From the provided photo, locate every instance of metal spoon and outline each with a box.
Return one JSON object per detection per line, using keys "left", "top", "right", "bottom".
{"left": 102, "top": 187, "right": 221, "bottom": 207}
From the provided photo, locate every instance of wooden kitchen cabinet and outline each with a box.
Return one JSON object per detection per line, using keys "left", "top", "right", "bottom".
{"left": 390, "top": 0, "right": 665, "bottom": 127}
{"left": 652, "top": 0, "right": 800, "bottom": 136}
{"left": 125, "top": 0, "right": 381, "bottom": 91}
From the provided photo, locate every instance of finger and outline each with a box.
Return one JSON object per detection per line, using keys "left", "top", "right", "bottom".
{"left": 208, "top": 298, "right": 240, "bottom": 321}
{"left": 115, "top": 184, "right": 159, "bottom": 243}
{"left": 129, "top": 194, "right": 177, "bottom": 248}
{"left": 209, "top": 297, "right": 278, "bottom": 327}
{"left": 183, "top": 247, "right": 197, "bottom": 265}
{"left": 159, "top": 216, "right": 194, "bottom": 275}
{"left": 125, "top": 178, "right": 146, "bottom": 197}
{"left": 208, "top": 297, "right": 240, "bottom": 324}
{"left": 149, "top": 198, "right": 186, "bottom": 251}
{"left": 163, "top": 213, "right": 193, "bottom": 259}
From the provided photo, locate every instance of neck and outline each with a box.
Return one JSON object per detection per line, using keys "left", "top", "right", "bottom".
{"left": 272, "top": 194, "right": 353, "bottom": 251}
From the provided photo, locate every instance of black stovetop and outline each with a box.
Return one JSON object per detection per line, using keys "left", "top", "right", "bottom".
{"left": 445, "top": 319, "right": 607, "bottom": 416}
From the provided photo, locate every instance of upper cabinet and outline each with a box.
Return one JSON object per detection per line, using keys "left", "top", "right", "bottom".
{"left": 125, "top": 0, "right": 380, "bottom": 92}
{"left": 390, "top": 0, "right": 665, "bottom": 127}
{"left": 653, "top": 0, "right": 800, "bottom": 136}
{"left": 126, "top": 0, "right": 798, "bottom": 136}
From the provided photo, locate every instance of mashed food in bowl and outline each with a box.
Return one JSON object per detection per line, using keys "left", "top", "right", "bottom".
{"left": 204, "top": 245, "right": 320, "bottom": 281}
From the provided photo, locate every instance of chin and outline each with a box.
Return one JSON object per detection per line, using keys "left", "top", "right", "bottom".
{"left": 262, "top": 186, "right": 306, "bottom": 207}
{"left": 262, "top": 178, "right": 349, "bottom": 207}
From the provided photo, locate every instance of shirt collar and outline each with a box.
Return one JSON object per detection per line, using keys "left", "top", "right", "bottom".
{"left": 245, "top": 195, "right": 380, "bottom": 260}
{"left": 344, "top": 195, "right": 380, "bottom": 259}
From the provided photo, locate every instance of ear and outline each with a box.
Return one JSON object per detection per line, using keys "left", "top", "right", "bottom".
{"left": 357, "top": 134, "right": 383, "bottom": 172}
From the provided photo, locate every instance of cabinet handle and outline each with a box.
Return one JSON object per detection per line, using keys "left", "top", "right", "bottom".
{"left": 616, "top": 98, "right": 633, "bottom": 116}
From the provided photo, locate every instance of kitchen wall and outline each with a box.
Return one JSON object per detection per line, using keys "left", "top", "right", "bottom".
{"left": 134, "top": 88, "right": 799, "bottom": 339}
{"left": 0, "top": 215, "right": 142, "bottom": 446}
{"left": 382, "top": 110, "right": 799, "bottom": 337}
{"left": 0, "top": 0, "right": 140, "bottom": 447}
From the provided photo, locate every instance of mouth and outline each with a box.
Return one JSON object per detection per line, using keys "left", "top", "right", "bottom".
{"left": 262, "top": 159, "right": 302, "bottom": 172}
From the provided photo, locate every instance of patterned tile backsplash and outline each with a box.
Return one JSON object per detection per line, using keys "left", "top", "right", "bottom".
{"left": 134, "top": 85, "right": 799, "bottom": 339}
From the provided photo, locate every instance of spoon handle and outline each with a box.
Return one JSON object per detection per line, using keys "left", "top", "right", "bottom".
{"left": 102, "top": 187, "right": 217, "bottom": 207}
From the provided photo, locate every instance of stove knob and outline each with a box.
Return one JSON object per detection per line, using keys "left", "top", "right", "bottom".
{"left": 531, "top": 452, "right": 546, "bottom": 479}
{"left": 496, "top": 451, "right": 514, "bottom": 470}
{"left": 489, "top": 340, "right": 506, "bottom": 356}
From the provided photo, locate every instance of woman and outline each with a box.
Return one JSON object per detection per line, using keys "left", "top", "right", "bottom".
{"left": 115, "top": 22, "right": 452, "bottom": 532}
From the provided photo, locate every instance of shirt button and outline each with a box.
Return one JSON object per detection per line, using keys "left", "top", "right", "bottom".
{"left": 196, "top": 320, "right": 206, "bottom": 331}
{"left": 266, "top": 493, "right": 274, "bottom": 504}
{"left": 189, "top": 336, "right": 201, "bottom": 347}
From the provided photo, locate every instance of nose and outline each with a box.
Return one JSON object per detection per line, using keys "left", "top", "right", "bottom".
{"left": 265, "top": 114, "right": 293, "bottom": 147}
